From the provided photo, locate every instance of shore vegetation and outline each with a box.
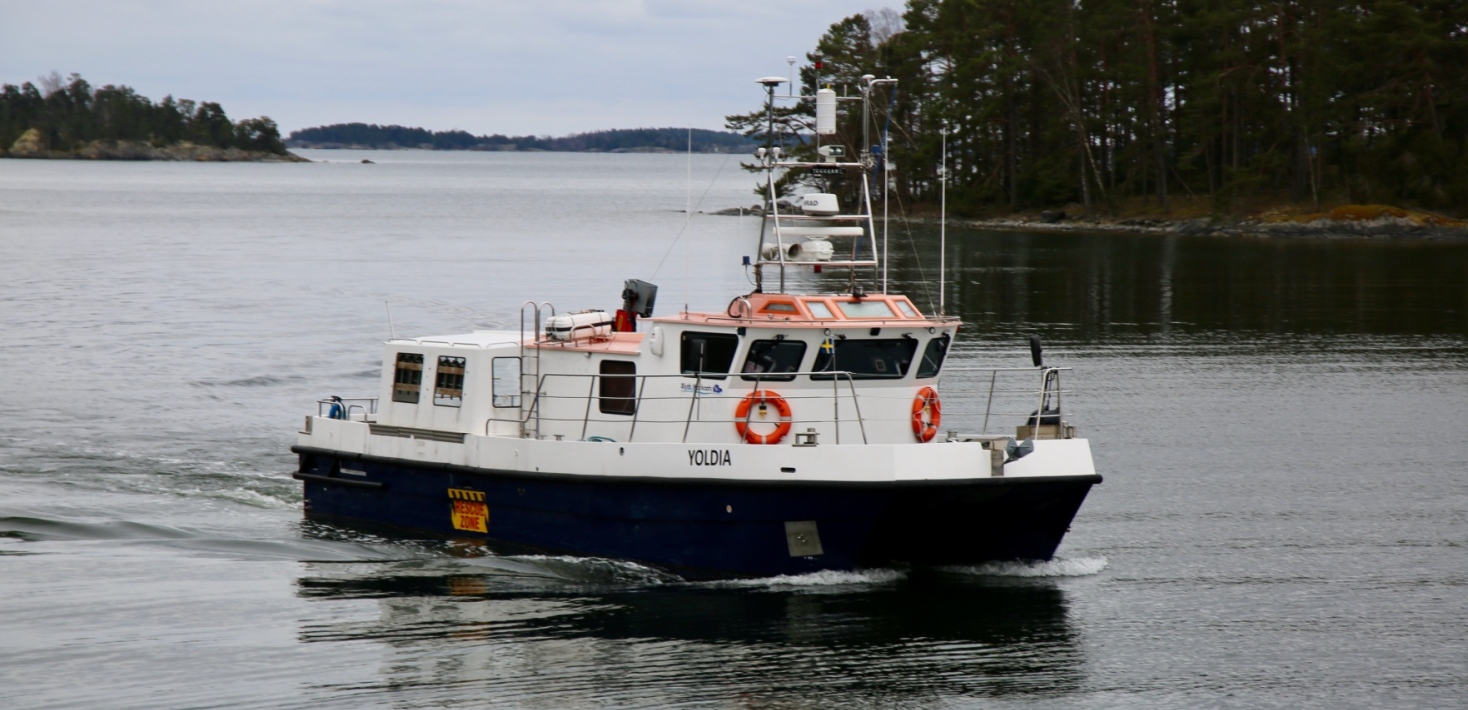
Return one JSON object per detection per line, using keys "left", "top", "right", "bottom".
{"left": 0, "top": 73, "right": 292, "bottom": 160}
{"left": 729, "top": 2, "right": 1468, "bottom": 219}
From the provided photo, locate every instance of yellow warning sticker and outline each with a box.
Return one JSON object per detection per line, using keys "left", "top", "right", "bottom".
{"left": 448, "top": 488, "right": 488, "bottom": 533}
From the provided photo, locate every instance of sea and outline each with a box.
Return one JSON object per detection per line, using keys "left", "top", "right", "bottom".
{"left": 1, "top": 150, "right": 1464, "bottom": 709}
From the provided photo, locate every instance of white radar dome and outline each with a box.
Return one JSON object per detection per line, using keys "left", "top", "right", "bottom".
{"left": 800, "top": 193, "right": 839, "bottom": 217}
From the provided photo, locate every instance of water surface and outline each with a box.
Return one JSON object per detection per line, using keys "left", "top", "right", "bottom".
{"left": 1, "top": 150, "right": 1464, "bottom": 708}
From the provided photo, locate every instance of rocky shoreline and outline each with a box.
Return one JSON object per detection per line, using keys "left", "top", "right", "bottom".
{"left": 707, "top": 204, "right": 1468, "bottom": 241}
{"left": 2, "top": 129, "right": 307, "bottom": 162}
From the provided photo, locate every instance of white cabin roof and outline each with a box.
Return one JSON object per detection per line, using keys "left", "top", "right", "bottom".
{"left": 387, "top": 330, "right": 523, "bottom": 350}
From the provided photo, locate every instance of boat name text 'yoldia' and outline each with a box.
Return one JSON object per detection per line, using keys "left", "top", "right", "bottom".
{"left": 688, "top": 449, "right": 733, "bottom": 466}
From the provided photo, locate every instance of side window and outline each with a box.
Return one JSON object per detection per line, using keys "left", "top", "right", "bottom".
{"left": 811, "top": 338, "right": 919, "bottom": 380}
{"left": 392, "top": 352, "right": 424, "bottom": 403}
{"left": 599, "top": 360, "right": 637, "bottom": 416}
{"left": 492, "top": 357, "right": 521, "bottom": 408}
{"left": 434, "top": 356, "right": 465, "bottom": 407}
{"left": 680, "top": 332, "right": 740, "bottom": 379}
{"left": 740, "top": 339, "right": 807, "bottom": 381}
{"left": 917, "top": 334, "right": 950, "bottom": 379}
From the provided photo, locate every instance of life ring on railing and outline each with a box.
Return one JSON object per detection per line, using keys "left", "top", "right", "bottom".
{"left": 911, "top": 387, "right": 942, "bottom": 443}
{"left": 735, "top": 390, "right": 792, "bottom": 445}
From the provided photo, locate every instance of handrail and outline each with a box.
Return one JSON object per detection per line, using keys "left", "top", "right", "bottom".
{"left": 327, "top": 364, "right": 1072, "bottom": 443}
{"left": 518, "top": 369, "right": 872, "bottom": 445}
{"left": 520, "top": 301, "right": 555, "bottom": 439}
{"left": 939, "top": 366, "right": 1073, "bottom": 436}
{"left": 316, "top": 397, "right": 378, "bottom": 420}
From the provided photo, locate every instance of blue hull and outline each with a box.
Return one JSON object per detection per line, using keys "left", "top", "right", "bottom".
{"left": 292, "top": 446, "right": 1100, "bottom": 579}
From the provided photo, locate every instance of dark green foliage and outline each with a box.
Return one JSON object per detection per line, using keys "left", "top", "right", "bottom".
{"left": 736, "top": 2, "right": 1468, "bottom": 215}
{"left": 286, "top": 124, "right": 754, "bottom": 153}
{"left": 0, "top": 73, "right": 286, "bottom": 155}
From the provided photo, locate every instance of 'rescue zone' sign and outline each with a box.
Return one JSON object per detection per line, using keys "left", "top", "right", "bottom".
{"left": 448, "top": 488, "right": 488, "bottom": 532}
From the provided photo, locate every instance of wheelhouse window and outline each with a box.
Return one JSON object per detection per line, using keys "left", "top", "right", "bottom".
{"left": 811, "top": 338, "right": 918, "bottom": 380}
{"left": 392, "top": 352, "right": 424, "bottom": 403}
{"left": 680, "top": 331, "right": 740, "bottom": 380}
{"left": 741, "top": 338, "right": 807, "bottom": 382}
{"left": 492, "top": 357, "right": 521, "bottom": 408}
{"left": 835, "top": 300, "right": 895, "bottom": 319}
{"left": 599, "top": 360, "right": 637, "bottom": 416}
{"left": 917, "top": 334, "right": 950, "bottom": 378}
{"left": 434, "top": 356, "right": 466, "bottom": 407}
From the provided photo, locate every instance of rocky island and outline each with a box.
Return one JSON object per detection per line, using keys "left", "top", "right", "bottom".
{"left": 1, "top": 73, "right": 304, "bottom": 162}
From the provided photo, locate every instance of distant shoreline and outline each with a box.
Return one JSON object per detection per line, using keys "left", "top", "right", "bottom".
{"left": 285, "top": 124, "right": 755, "bottom": 154}
{"left": 288, "top": 143, "right": 735, "bottom": 154}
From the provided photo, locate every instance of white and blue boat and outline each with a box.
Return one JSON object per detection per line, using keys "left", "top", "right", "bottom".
{"left": 291, "top": 75, "right": 1100, "bottom": 578}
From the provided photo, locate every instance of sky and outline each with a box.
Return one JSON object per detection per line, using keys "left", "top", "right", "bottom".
{"left": 1, "top": 0, "right": 892, "bottom": 137}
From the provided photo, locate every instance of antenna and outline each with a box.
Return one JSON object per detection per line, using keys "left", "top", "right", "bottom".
{"left": 384, "top": 301, "right": 396, "bottom": 338}
{"left": 862, "top": 76, "right": 897, "bottom": 293}
{"left": 756, "top": 77, "right": 786, "bottom": 158}
{"left": 939, "top": 125, "right": 947, "bottom": 315}
{"left": 754, "top": 76, "right": 785, "bottom": 293}
{"left": 786, "top": 56, "right": 796, "bottom": 97}
{"left": 685, "top": 126, "right": 692, "bottom": 314}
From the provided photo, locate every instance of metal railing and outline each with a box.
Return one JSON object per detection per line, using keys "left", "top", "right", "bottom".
{"left": 940, "top": 366, "right": 1073, "bottom": 440}
{"left": 314, "top": 368, "right": 1074, "bottom": 445}
{"left": 512, "top": 370, "right": 871, "bottom": 444}
{"left": 316, "top": 397, "right": 379, "bottom": 421}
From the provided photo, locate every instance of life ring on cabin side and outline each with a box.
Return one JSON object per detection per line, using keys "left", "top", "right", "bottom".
{"left": 735, "top": 390, "right": 793, "bottom": 445}
{"left": 911, "top": 387, "right": 942, "bottom": 443}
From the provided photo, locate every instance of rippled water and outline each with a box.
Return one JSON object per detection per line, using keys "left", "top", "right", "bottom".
{"left": 2, "top": 151, "right": 1465, "bottom": 708}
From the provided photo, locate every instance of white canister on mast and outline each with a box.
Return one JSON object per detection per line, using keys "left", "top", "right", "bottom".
{"left": 815, "top": 88, "right": 836, "bottom": 135}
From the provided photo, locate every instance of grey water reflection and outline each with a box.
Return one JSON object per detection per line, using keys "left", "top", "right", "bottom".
{"left": 293, "top": 561, "right": 1083, "bottom": 705}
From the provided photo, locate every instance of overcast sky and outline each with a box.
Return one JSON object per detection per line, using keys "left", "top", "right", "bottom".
{"left": 1, "top": 1, "right": 892, "bottom": 136}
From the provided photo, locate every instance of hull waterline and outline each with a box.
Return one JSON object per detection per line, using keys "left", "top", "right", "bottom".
{"left": 294, "top": 446, "right": 1100, "bottom": 579}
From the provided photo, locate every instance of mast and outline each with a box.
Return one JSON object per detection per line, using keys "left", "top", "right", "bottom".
{"left": 752, "top": 76, "right": 786, "bottom": 293}
{"left": 746, "top": 69, "right": 891, "bottom": 298}
{"left": 940, "top": 125, "right": 947, "bottom": 315}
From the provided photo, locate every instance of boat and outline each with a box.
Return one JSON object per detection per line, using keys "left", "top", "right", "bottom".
{"left": 291, "top": 74, "right": 1101, "bottom": 579}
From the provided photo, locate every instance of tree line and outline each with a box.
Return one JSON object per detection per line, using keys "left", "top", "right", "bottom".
{"left": 728, "top": 2, "right": 1467, "bottom": 216}
{"left": 288, "top": 124, "right": 756, "bottom": 153}
{"left": 0, "top": 73, "right": 286, "bottom": 155}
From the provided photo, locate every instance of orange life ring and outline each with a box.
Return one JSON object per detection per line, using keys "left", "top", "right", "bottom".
{"left": 911, "top": 387, "right": 941, "bottom": 442}
{"left": 735, "top": 390, "right": 793, "bottom": 444}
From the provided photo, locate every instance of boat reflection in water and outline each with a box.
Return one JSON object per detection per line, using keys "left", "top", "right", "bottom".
{"left": 292, "top": 538, "right": 1086, "bottom": 704}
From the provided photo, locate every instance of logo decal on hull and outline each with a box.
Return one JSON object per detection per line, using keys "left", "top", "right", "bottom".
{"left": 679, "top": 383, "right": 724, "bottom": 395}
{"left": 448, "top": 488, "right": 488, "bottom": 532}
{"left": 688, "top": 449, "right": 732, "bottom": 466}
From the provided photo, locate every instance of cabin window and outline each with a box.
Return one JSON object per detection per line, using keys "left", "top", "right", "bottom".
{"left": 759, "top": 301, "right": 798, "bottom": 314}
{"left": 895, "top": 300, "right": 919, "bottom": 318}
{"left": 741, "top": 339, "right": 807, "bottom": 381}
{"left": 805, "top": 301, "right": 834, "bottom": 319}
{"left": 599, "top": 360, "right": 637, "bottom": 416}
{"left": 680, "top": 332, "right": 740, "bottom": 380}
{"left": 434, "top": 356, "right": 466, "bottom": 407}
{"left": 492, "top": 357, "right": 521, "bottom": 408}
{"left": 811, "top": 337, "right": 918, "bottom": 380}
{"left": 917, "top": 334, "right": 950, "bottom": 378}
{"left": 835, "top": 300, "right": 896, "bottom": 319}
{"left": 392, "top": 352, "right": 424, "bottom": 403}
